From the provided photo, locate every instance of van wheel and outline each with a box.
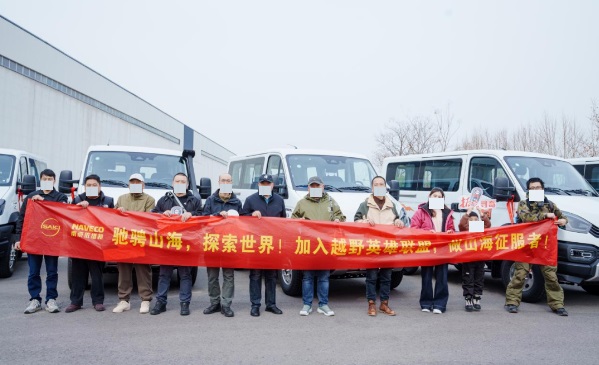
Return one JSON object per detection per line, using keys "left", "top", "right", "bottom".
{"left": 401, "top": 267, "right": 419, "bottom": 275}
{"left": 500, "top": 261, "right": 545, "bottom": 303}
{"left": 581, "top": 284, "right": 599, "bottom": 295}
{"left": 279, "top": 269, "right": 302, "bottom": 296}
{"left": 391, "top": 271, "right": 403, "bottom": 289}
{"left": 0, "top": 244, "right": 16, "bottom": 278}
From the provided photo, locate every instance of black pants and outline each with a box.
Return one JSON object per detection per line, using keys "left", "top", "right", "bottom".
{"left": 461, "top": 261, "right": 485, "bottom": 297}
{"left": 70, "top": 258, "right": 105, "bottom": 306}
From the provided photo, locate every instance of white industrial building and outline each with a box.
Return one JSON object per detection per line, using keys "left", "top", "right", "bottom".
{"left": 0, "top": 15, "right": 233, "bottom": 185}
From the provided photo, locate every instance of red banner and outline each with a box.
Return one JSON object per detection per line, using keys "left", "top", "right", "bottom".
{"left": 21, "top": 201, "right": 558, "bottom": 269}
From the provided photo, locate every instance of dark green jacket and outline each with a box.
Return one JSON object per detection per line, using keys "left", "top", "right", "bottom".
{"left": 291, "top": 192, "right": 346, "bottom": 222}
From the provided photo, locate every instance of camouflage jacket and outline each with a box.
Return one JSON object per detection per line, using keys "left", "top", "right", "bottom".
{"left": 516, "top": 198, "right": 567, "bottom": 224}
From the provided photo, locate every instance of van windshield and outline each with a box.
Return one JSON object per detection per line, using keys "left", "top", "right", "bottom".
{"left": 504, "top": 156, "right": 598, "bottom": 197}
{"left": 0, "top": 154, "right": 16, "bottom": 187}
{"left": 84, "top": 151, "right": 187, "bottom": 189}
{"left": 287, "top": 154, "right": 377, "bottom": 192}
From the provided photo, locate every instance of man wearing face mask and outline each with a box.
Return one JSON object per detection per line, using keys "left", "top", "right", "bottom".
{"left": 292, "top": 176, "right": 346, "bottom": 317}
{"left": 202, "top": 173, "right": 242, "bottom": 317}
{"left": 150, "top": 173, "right": 202, "bottom": 316}
{"left": 113, "top": 173, "right": 156, "bottom": 314}
{"left": 241, "top": 174, "right": 286, "bottom": 317}
{"left": 354, "top": 176, "right": 410, "bottom": 316}
{"left": 16, "top": 169, "right": 68, "bottom": 314}
{"left": 65, "top": 174, "right": 114, "bottom": 313}
{"left": 505, "top": 177, "right": 568, "bottom": 316}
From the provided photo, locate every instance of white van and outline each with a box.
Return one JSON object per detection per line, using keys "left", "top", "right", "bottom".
{"left": 228, "top": 148, "right": 404, "bottom": 296}
{"left": 568, "top": 157, "right": 599, "bottom": 191}
{"left": 0, "top": 149, "right": 47, "bottom": 277}
{"left": 383, "top": 149, "right": 599, "bottom": 301}
{"left": 59, "top": 145, "right": 212, "bottom": 286}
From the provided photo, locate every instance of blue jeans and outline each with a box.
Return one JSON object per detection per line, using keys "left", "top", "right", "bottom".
{"left": 366, "top": 268, "right": 392, "bottom": 301}
{"left": 302, "top": 270, "right": 329, "bottom": 306}
{"left": 249, "top": 269, "right": 277, "bottom": 309}
{"left": 156, "top": 265, "right": 192, "bottom": 304}
{"left": 28, "top": 254, "right": 58, "bottom": 303}
{"left": 420, "top": 264, "right": 449, "bottom": 312}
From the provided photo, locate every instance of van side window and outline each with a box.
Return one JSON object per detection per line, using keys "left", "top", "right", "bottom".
{"left": 387, "top": 162, "right": 419, "bottom": 190}
{"left": 266, "top": 155, "right": 284, "bottom": 185}
{"left": 29, "top": 158, "right": 41, "bottom": 185}
{"left": 586, "top": 164, "right": 599, "bottom": 190}
{"left": 421, "top": 159, "right": 461, "bottom": 192}
{"left": 229, "top": 157, "right": 264, "bottom": 189}
{"left": 469, "top": 157, "right": 508, "bottom": 197}
{"left": 19, "top": 157, "right": 28, "bottom": 182}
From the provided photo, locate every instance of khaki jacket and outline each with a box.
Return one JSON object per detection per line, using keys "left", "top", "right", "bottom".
{"left": 115, "top": 192, "right": 155, "bottom": 212}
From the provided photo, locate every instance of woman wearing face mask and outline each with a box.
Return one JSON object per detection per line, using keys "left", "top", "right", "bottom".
{"left": 410, "top": 187, "right": 455, "bottom": 314}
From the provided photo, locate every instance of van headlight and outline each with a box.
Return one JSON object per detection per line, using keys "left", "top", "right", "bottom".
{"left": 561, "top": 211, "right": 592, "bottom": 234}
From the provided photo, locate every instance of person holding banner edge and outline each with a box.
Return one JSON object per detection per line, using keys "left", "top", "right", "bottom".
{"left": 504, "top": 177, "right": 568, "bottom": 316}
{"left": 66, "top": 174, "right": 114, "bottom": 313}
{"left": 15, "top": 169, "right": 68, "bottom": 314}
{"left": 241, "top": 173, "right": 286, "bottom": 317}
{"left": 354, "top": 176, "right": 410, "bottom": 316}
{"left": 202, "top": 173, "right": 242, "bottom": 318}
{"left": 411, "top": 187, "right": 455, "bottom": 314}
{"left": 150, "top": 173, "right": 202, "bottom": 316}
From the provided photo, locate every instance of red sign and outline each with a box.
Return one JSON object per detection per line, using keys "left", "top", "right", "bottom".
{"left": 21, "top": 201, "right": 558, "bottom": 269}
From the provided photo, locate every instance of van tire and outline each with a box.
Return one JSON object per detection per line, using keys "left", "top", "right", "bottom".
{"left": 500, "top": 260, "right": 545, "bottom": 303}
{"left": 581, "top": 284, "right": 599, "bottom": 295}
{"left": 391, "top": 271, "right": 403, "bottom": 289}
{"left": 401, "top": 267, "right": 419, "bottom": 275}
{"left": 279, "top": 269, "right": 302, "bottom": 296}
{"left": 0, "top": 246, "right": 16, "bottom": 278}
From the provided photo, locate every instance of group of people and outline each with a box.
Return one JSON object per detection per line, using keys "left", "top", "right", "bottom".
{"left": 14, "top": 169, "right": 569, "bottom": 317}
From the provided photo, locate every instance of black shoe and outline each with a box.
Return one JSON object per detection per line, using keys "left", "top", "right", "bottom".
{"left": 180, "top": 302, "right": 190, "bottom": 316}
{"left": 265, "top": 306, "right": 283, "bottom": 315}
{"left": 221, "top": 306, "right": 234, "bottom": 317}
{"left": 465, "top": 296, "right": 473, "bottom": 312}
{"left": 150, "top": 301, "right": 166, "bottom": 315}
{"left": 473, "top": 296, "right": 481, "bottom": 311}
{"left": 203, "top": 303, "right": 221, "bottom": 315}
{"left": 505, "top": 305, "right": 518, "bottom": 313}
{"left": 554, "top": 308, "right": 568, "bottom": 316}
{"left": 250, "top": 307, "right": 260, "bottom": 317}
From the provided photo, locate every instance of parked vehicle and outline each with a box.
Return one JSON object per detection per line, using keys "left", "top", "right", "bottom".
{"left": 59, "top": 145, "right": 212, "bottom": 287}
{"left": 0, "top": 149, "right": 47, "bottom": 278}
{"left": 383, "top": 150, "right": 599, "bottom": 301}
{"left": 568, "top": 157, "right": 599, "bottom": 191}
{"left": 228, "top": 148, "right": 404, "bottom": 296}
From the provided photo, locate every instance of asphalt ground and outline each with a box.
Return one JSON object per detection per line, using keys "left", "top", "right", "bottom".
{"left": 1, "top": 257, "right": 598, "bottom": 365}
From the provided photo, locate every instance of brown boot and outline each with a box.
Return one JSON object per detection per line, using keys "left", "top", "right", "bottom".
{"left": 379, "top": 300, "right": 396, "bottom": 316}
{"left": 368, "top": 300, "right": 377, "bottom": 316}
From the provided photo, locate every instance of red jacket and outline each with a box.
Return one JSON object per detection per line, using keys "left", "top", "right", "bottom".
{"left": 411, "top": 202, "right": 455, "bottom": 232}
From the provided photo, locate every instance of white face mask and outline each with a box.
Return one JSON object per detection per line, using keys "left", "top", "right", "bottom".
{"left": 309, "top": 187, "right": 323, "bottom": 198}
{"left": 129, "top": 183, "right": 143, "bottom": 194}
{"left": 258, "top": 185, "right": 272, "bottom": 196}
{"left": 373, "top": 186, "right": 387, "bottom": 198}
{"left": 220, "top": 184, "right": 233, "bottom": 194}
{"left": 173, "top": 183, "right": 187, "bottom": 194}
{"left": 428, "top": 197, "right": 444, "bottom": 210}
{"left": 468, "top": 220, "right": 484, "bottom": 232}
{"left": 40, "top": 180, "right": 54, "bottom": 191}
{"left": 529, "top": 190, "right": 544, "bottom": 202}
{"left": 85, "top": 186, "right": 99, "bottom": 197}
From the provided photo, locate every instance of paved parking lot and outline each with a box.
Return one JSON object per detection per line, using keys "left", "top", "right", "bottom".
{"left": 1, "top": 257, "right": 598, "bottom": 365}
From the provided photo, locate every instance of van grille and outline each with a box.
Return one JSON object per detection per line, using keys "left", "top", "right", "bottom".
{"left": 590, "top": 224, "right": 599, "bottom": 239}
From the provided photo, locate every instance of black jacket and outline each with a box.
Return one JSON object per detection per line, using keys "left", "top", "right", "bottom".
{"left": 152, "top": 191, "right": 203, "bottom": 216}
{"left": 241, "top": 192, "right": 286, "bottom": 218}
{"left": 202, "top": 190, "right": 242, "bottom": 216}
{"left": 16, "top": 189, "right": 68, "bottom": 239}
{"left": 73, "top": 191, "right": 115, "bottom": 208}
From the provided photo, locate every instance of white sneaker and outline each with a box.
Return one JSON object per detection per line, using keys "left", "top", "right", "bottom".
{"left": 299, "top": 305, "right": 312, "bottom": 316}
{"left": 45, "top": 299, "right": 60, "bottom": 313}
{"left": 433, "top": 308, "right": 443, "bottom": 314}
{"left": 317, "top": 305, "right": 335, "bottom": 316}
{"left": 421, "top": 308, "right": 431, "bottom": 313}
{"left": 140, "top": 300, "right": 151, "bottom": 314}
{"left": 112, "top": 300, "right": 131, "bottom": 313}
{"left": 24, "top": 299, "right": 42, "bottom": 314}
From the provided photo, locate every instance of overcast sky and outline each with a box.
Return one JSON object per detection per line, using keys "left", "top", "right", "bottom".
{"left": 1, "top": 1, "right": 598, "bottom": 160}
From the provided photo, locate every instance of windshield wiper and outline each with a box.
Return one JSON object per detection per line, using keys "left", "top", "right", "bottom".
{"left": 324, "top": 185, "right": 342, "bottom": 192}
{"left": 338, "top": 186, "right": 371, "bottom": 192}
{"left": 564, "top": 189, "right": 598, "bottom": 197}
{"left": 145, "top": 182, "right": 173, "bottom": 189}
{"left": 544, "top": 187, "right": 570, "bottom": 195}
{"left": 100, "top": 179, "right": 128, "bottom": 187}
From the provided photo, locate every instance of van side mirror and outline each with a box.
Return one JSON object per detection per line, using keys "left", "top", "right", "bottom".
{"left": 272, "top": 174, "right": 288, "bottom": 199}
{"left": 494, "top": 177, "right": 517, "bottom": 201}
{"left": 388, "top": 180, "right": 400, "bottom": 201}
{"left": 198, "top": 177, "right": 211, "bottom": 199}
{"left": 59, "top": 170, "right": 78, "bottom": 194}
{"left": 19, "top": 174, "right": 37, "bottom": 195}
